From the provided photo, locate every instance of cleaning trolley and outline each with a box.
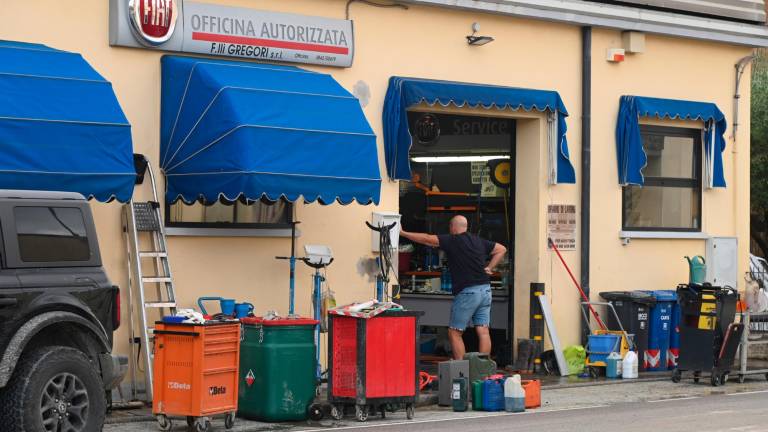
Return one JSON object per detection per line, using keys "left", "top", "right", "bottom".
{"left": 672, "top": 283, "right": 742, "bottom": 386}
{"left": 581, "top": 301, "right": 632, "bottom": 378}
{"left": 152, "top": 320, "right": 240, "bottom": 431}
{"left": 328, "top": 302, "right": 422, "bottom": 422}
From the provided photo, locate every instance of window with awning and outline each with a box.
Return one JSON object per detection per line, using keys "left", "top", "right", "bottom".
{"left": 382, "top": 76, "right": 576, "bottom": 185}
{"left": 0, "top": 40, "right": 135, "bottom": 202}
{"left": 160, "top": 56, "right": 381, "bottom": 206}
{"left": 616, "top": 95, "right": 727, "bottom": 189}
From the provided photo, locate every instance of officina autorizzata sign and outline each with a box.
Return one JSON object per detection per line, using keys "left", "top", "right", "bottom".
{"left": 110, "top": 0, "right": 355, "bottom": 67}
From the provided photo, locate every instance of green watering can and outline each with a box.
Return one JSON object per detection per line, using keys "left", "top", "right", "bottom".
{"left": 685, "top": 255, "right": 706, "bottom": 284}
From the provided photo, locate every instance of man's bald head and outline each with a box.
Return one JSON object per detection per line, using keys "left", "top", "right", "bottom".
{"left": 449, "top": 215, "right": 468, "bottom": 235}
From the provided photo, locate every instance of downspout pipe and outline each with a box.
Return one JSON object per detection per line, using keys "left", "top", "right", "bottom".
{"left": 733, "top": 54, "right": 755, "bottom": 141}
{"left": 732, "top": 54, "right": 754, "bottom": 272}
{"left": 580, "top": 26, "right": 592, "bottom": 345}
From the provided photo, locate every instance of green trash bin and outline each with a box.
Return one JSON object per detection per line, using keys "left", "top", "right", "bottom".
{"left": 238, "top": 317, "right": 319, "bottom": 421}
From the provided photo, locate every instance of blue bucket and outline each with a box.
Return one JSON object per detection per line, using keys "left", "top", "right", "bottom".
{"left": 588, "top": 334, "right": 620, "bottom": 364}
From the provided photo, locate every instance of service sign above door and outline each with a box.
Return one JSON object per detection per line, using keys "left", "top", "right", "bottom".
{"left": 109, "top": 0, "right": 355, "bottom": 67}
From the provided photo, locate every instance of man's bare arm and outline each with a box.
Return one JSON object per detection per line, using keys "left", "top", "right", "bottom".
{"left": 484, "top": 243, "right": 508, "bottom": 274}
{"left": 400, "top": 229, "right": 440, "bottom": 247}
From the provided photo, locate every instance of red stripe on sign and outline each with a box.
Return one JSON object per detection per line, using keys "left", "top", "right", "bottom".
{"left": 192, "top": 32, "right": 349, "bottom": 55}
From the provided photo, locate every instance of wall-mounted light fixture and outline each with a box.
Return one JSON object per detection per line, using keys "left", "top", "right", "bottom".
{"left": 466, "top": 22, "right": 494, "bottom": 46}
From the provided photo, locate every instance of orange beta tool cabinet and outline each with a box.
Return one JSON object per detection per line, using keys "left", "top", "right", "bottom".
{"left": 152, "top": 321, "right": 241, "bottom": 431}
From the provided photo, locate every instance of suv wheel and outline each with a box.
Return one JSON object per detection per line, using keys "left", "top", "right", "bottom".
{"left": 0, "top": 347, "right": 105, "bottom": 432}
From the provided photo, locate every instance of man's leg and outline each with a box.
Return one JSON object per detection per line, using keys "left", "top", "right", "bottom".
{"left": 471, "top": 285, "right": 493, "bottom": 354}
{"left": 449, "top": 291, "right": 475, "bottom": 360}
{"left": 475, "top": 325, "right": 491, "bottom": 354}
{"left": 448, "top": 328, "right": 466, "bottom": 360}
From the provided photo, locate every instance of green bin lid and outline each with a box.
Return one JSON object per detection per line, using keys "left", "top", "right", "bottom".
{"left": 240, "top": 317, "right": 318, "bottom": 326}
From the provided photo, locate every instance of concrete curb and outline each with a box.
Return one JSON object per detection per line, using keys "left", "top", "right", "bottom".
{"left": 541, "top": 375, "right": 671, "bottom": 390}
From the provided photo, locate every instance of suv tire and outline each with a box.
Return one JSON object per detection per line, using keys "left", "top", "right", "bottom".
{"left": 0, "top": 346, "right": 106, "bottom": 432}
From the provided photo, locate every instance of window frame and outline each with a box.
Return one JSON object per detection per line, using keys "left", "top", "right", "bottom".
{"left": 164, "top": 199, "right": 294, "bottom": 231}
{"left": 621, "top": 125, "right": 703, "bottom": 233}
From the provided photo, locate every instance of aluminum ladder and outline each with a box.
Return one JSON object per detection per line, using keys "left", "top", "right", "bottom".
{"left": 123, "top": 155, "right": 177, "bottom": 402}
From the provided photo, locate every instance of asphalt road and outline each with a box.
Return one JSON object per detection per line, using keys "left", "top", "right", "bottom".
{"left": 106, "top": 388, "right": 768, "bottom": 431}
{"left": 294, "top": 391, "right": 768, "bottom": 432}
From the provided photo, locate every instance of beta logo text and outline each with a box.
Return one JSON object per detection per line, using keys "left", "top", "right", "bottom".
{"left": 209, "top": 386, "right": 227, "bottom": 396}
{"left": 167, "top": 381, "right": 191, "bottom": 391}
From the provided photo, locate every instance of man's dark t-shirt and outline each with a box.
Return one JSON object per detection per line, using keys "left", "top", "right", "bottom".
{"left": 438, "top": 233, "right": 496, "bottom": 295}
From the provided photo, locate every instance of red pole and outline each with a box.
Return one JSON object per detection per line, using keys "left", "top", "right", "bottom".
{"left": 548, "top": 238, "right": 606, "bottom": 330}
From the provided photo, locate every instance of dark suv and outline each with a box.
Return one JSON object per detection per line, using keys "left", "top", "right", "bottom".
{"left": 0, "top": 190, "right": 126, "bottom": 432}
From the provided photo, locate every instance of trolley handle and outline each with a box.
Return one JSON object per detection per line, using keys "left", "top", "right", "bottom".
{"left": 581, "top": 301, "right": 635, "bottom": 351}
{"left": 153, "top": 330, "right": 200, "bottom": 337}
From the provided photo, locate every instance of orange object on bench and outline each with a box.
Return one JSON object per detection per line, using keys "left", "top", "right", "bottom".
{"left": 152, "top": 321, "right": 241, "bottom": 419}
{"left": 522, "top": 379, "right": 541, "bottom": 408}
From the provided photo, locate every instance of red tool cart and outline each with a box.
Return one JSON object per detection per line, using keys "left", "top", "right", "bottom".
{"left": 327, "top": 310, "right": 423, "bottom": 422}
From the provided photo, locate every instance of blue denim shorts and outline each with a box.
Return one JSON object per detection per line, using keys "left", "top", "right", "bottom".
{"left": 449, "top": 284, "right": 492, "bottom": 331}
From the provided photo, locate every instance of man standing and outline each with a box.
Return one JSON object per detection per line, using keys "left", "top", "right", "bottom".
{"left": 400, "top": 215, "right": 507, "bottom": 360}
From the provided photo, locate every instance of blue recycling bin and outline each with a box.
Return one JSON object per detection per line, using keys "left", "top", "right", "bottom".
{"left": 644, "top": 290, "right": 677, "bottom": 371}
{"left": 669, "top": 300, "right": 681, "bottom": 370}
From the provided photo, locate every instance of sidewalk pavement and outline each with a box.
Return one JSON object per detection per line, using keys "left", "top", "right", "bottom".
{"left": 105, "top": 372, "right": 768, "bottom": 431}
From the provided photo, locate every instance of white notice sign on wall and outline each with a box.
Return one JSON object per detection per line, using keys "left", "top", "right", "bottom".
{"left": 547, "top": 204, "right": 576, "bottom": 251}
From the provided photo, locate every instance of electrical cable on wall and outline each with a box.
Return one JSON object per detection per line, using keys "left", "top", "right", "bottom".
{"left": 345, "top": 0, "right": 408, "bottom": 20}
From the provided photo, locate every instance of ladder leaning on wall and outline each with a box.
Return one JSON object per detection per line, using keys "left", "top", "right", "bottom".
{"left": 122, "top": 154, "right": 178, "bottom": 402}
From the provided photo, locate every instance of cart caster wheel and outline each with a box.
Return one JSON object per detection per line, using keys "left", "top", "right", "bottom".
{"left": 694, "top": 372, "right": 701, "bottom": 383}
{"left": 355, "top": 405, "right": 369, "bottom": 422}
{"left": 187, "top": 416, "right": 196, "bottom": 427}
{"left": 588, "top": 366, "right": 600, "bottom": 379}
{"left": 738, "top": 374, "right": 745, "bottom": 384}
{"left": 330, "top": 405, "right": 344, "bottom": 420}
{"left": 195, "top": 418, "right": 212, "bottom": 432}
{"left": 672, "top": 369, "right": 682, "bottom": 383}
{"left": 711, "top": 373, "right": 721, "bottom": 387}
{"left": 309, "top": 403, "right": 324, "bottom": 421}
{"left": 225, "top": 412, "right": 236, "bottom": 429}
{"left": 157, "top": 414, "right": 172, "bottom": 431}
{"left": 406, "top": 404, "right": 415, "bottom": 420}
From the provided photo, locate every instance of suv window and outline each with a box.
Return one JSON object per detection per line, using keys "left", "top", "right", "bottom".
{"left": 14, "top": 207, "right": 90, "bottom": 262}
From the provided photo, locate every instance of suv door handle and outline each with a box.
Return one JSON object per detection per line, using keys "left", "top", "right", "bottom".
{"left": 0, "top": 298, "right": 17, "bottom": 307}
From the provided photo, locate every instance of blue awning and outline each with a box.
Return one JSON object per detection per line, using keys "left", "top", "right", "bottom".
{"left": 0, "top": 40, "right": 135, "bottom": 202}
{"left": 160, "top": 56, "right": 381, "bottom": 205}
{"left": 382, "top": 77, "right": 576, "bottom": 184}
{"left": 616, "top": 95, "right": 726, "bottom": 188}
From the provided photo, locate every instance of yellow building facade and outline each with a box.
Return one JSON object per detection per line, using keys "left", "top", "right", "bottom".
{"left": 0, "top": 0, "right": 762, "bottom": 392}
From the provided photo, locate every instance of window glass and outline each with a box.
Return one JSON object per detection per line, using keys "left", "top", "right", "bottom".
{"left": 643, "top": 135, "right": 696, "bottom": 179}
{"left": 14, "top": 207, "right": 90, "bottom": 262}
{"left": 167, "top": 199, "right": 291, "bottom": 227}
{"left": 623, "top": 185, "right": 700, "bottom": 230}
{"left": 622, "top": 126, "right": 701, "bottom": 232}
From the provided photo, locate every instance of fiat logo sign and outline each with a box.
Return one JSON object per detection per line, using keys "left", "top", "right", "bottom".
{"left": 128, "top": 0, "right": 178, "bottom": 46}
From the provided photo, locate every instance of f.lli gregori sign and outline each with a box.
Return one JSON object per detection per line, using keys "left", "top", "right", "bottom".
{"left": 110, "top": 0, "right": 355, "bottom": 67}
